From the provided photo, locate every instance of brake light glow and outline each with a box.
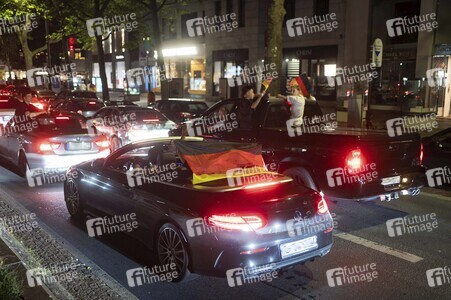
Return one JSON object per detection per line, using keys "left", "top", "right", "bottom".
{"left": 56, "top": 116, "right": 70, "bottom": 120}
{"left": 208, "top": 214, "right": 265, "bottom": 231}
{"left": 142, "top": 119, "right": 160, "bottom": 122}
{"left": 40, "top": 142, "right": 60, "bottom": 152}
{"left": 95, "top": 140, "right": 110, "bottom": 148}
{"left": 317, "top": 194, "right": 329, "bottom": 214}
{"left": 345, "top": 148, "right": 364, "bottom": 173}
{"left": 420, "top": 143, "right": 423, "bottom": 165}
{"left": 244, "top": 181, "right": 280, "bottom": 189}
{"left": 88, "top": 101, "right": 97, "bottom": 105}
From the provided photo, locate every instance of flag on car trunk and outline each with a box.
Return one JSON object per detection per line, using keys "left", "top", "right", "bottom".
{"left": 174, "top": 140, "right": 268, "bottom": 184}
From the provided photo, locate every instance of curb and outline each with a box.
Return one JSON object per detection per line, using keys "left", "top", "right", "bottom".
{"left": 0, "top": 186, "right": 139, "bottom": 300}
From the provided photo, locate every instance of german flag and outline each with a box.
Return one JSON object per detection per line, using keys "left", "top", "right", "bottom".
{"left": 262, "top": 78, "right": 273, "bottom": 92}
{"left": 294, "top": 73, "right": 312, "bottom": 96}
{"left": 174, "top": 140, "right": 269, "bottom": 184}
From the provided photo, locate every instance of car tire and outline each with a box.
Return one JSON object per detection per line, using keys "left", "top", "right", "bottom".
{"left": 64, "top": 178, "right": 84, "bottom": 220}
{"left": 283, "top": 167, "right": 319, "bottom": 191}
{"left": 18, "top": 152, "right": 29, "bottom": 177}
{"left": 110, "top": 136, "right": 122, "bottom": 152}
{"left": 156, "top": 223, "right": 190, "bottom": 282}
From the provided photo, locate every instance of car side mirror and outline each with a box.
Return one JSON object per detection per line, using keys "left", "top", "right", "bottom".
{"left": 91, "top": 158, "right": 105, "bottom": 169}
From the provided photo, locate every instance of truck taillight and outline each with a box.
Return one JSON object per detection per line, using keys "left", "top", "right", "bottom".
{"left": 207, "top": 214, "right": 266, "bottom": 231}
{"left": 345, "top": 148, "right": 364, "bottom": 173}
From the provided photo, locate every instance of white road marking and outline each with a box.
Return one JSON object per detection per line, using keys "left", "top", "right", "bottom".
{"left": 335, "top": 231, "right": 423, "bottom": 263}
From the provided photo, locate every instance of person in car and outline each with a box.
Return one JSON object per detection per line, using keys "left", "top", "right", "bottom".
{"left": 14, "top": 90, "right": 46, "bottom": 131}
{"left": 237, "top": 85, "right": 265, "bottom": 130}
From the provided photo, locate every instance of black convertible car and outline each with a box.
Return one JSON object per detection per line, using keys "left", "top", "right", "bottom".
{"left": 63, "top": 137, "right": 333, "bottom": 281}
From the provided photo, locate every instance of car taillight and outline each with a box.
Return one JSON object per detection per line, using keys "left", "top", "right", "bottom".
{"left": 345, "top": 148, "right": 364, "bottom": 173}
{"left": 420, "top": 143, "right": 423, "bottom": 165}
{"left": 142, "top": 119, "right": 160, "bottom": 122}
{"left": 77, "top": 110, "right": 83, "bottom": 114}
{"left": 56, "top": 116, "right": 70, "bottom": 120}
{"left": 88, "top": 101, "right": 97, "bottom": 105}
{"left": 95, "top": 139, "right": 110, "bottom": 148}
{"left": 317, "top": 193, "right": 329, "bottom": 214}
{"left": 207, "top": 214, "right": 265, "bottom": 231}
{"left": 40, "top": 142, "right": 60, "bottom": 152}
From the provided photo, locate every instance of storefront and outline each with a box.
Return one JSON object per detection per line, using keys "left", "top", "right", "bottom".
{"left": 212, "top": 48, "right": 249, "bottom": 97}
{"left": 283, "top": 45, "right": 338, "bottom": 100}
{"left": 431, "top": 44, "right": 451, "bottom": 117}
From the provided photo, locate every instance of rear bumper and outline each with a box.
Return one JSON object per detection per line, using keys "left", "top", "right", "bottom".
{"left": 319, "top": 169, "right": 426, "bottom": 201}
{"left": 26, "top": 150, "right": 110, "bottom": 170}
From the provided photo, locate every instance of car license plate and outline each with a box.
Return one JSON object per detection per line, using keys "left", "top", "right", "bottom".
{"left": 381, "top": 176, "right": 401, "bottom": 186}
{"left": 66, "top": 142, "right": 91, "bottom": 150}
{"left": 280, "top": 236, "right": 318, "bottom": 259}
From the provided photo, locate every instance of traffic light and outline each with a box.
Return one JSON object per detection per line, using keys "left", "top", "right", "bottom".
{"left": 68, "top": 37, "right": 76, "bottom": 59}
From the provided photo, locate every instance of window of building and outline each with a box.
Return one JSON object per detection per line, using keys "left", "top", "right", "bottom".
{"left": 283, "top": 0, "right": 296, "bottom": 27}
{"left": 215, "top": 1, "right": 221, "bottom": 16}
{"left": 314, "top": 0, "right": 329, "bottom": 16}
{"left": 181, "top": 12, "right": 198, "bottom": 38}
{"left": 226, "top": 0, "right": 233, "bottom": 15}
{"left": 162, "top": 17, "right": 177, "bottom": 40}
{"left": 238, "top": 0, "right": 245, "bottom": 27}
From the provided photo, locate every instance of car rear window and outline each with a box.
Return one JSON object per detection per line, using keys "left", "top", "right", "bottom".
{"left": 35, "top": 116, "right": 86, "bottom": 134}
{"left": 133, "top": 110, "right": 168, "bottom": 122}
{"left": 72, "top": 91, "right": 98, "bottom": 99}
{"left": 80, "top": 101, "right": 104, "bottom": 110}
{"left": 182, "top": 103, "right": 208, "bottom": 114}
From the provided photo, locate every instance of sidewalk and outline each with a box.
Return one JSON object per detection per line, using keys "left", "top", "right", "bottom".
{"left": 0, "top": 188, "right": 138, "bottom": 300}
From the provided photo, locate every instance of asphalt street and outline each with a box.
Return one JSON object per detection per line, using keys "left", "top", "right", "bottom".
{"left": 0, "top": 162, "right": 450, "bottom": 300}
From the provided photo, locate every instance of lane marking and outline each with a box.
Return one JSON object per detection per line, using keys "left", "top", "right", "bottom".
{"left": 334, "top": 231, "right": 423, "bottom": 263}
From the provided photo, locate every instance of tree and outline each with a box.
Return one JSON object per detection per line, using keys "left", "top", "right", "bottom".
{"left": 0, "top": 0, "right": 60, "bottom": 71}
{"left": 0, "top": 34, "right": 21, "bottom": 81}
{"left": 265, "top": 0, "right": 285, "bottom": 96}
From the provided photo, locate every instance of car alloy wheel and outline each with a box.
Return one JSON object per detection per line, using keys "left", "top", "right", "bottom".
{"left": 157, "top": 223, "right": 190, "bottom": 282}
{"left": 64, "top": 179, "right": 84, "bottom": 219}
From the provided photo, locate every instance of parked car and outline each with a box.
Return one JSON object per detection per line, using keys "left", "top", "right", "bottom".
{"left": 0, "top": 112, "right": 110, "bottom": 176}
{"left": 63, "top": 137, "right": 333, "bottom": 280}
{"left": 90, "top": 106, "right": 176, "bottom": 151}
{"left": 154, "top": 99, "right": 209, "bottom": 123}
{"left": 170, "top": 97, "right": 426, "bottom": 202}
{"left": 52, "top": 99, "right": 105, "bottom": 118}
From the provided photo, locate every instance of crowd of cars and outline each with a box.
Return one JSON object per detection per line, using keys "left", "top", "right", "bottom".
{"left": 0, "top": 83, "right": 440, "bottom": 282}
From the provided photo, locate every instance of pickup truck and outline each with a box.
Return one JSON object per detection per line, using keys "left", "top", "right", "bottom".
{"left": 170, "top": 97, "right": 426, "bottom": 201}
